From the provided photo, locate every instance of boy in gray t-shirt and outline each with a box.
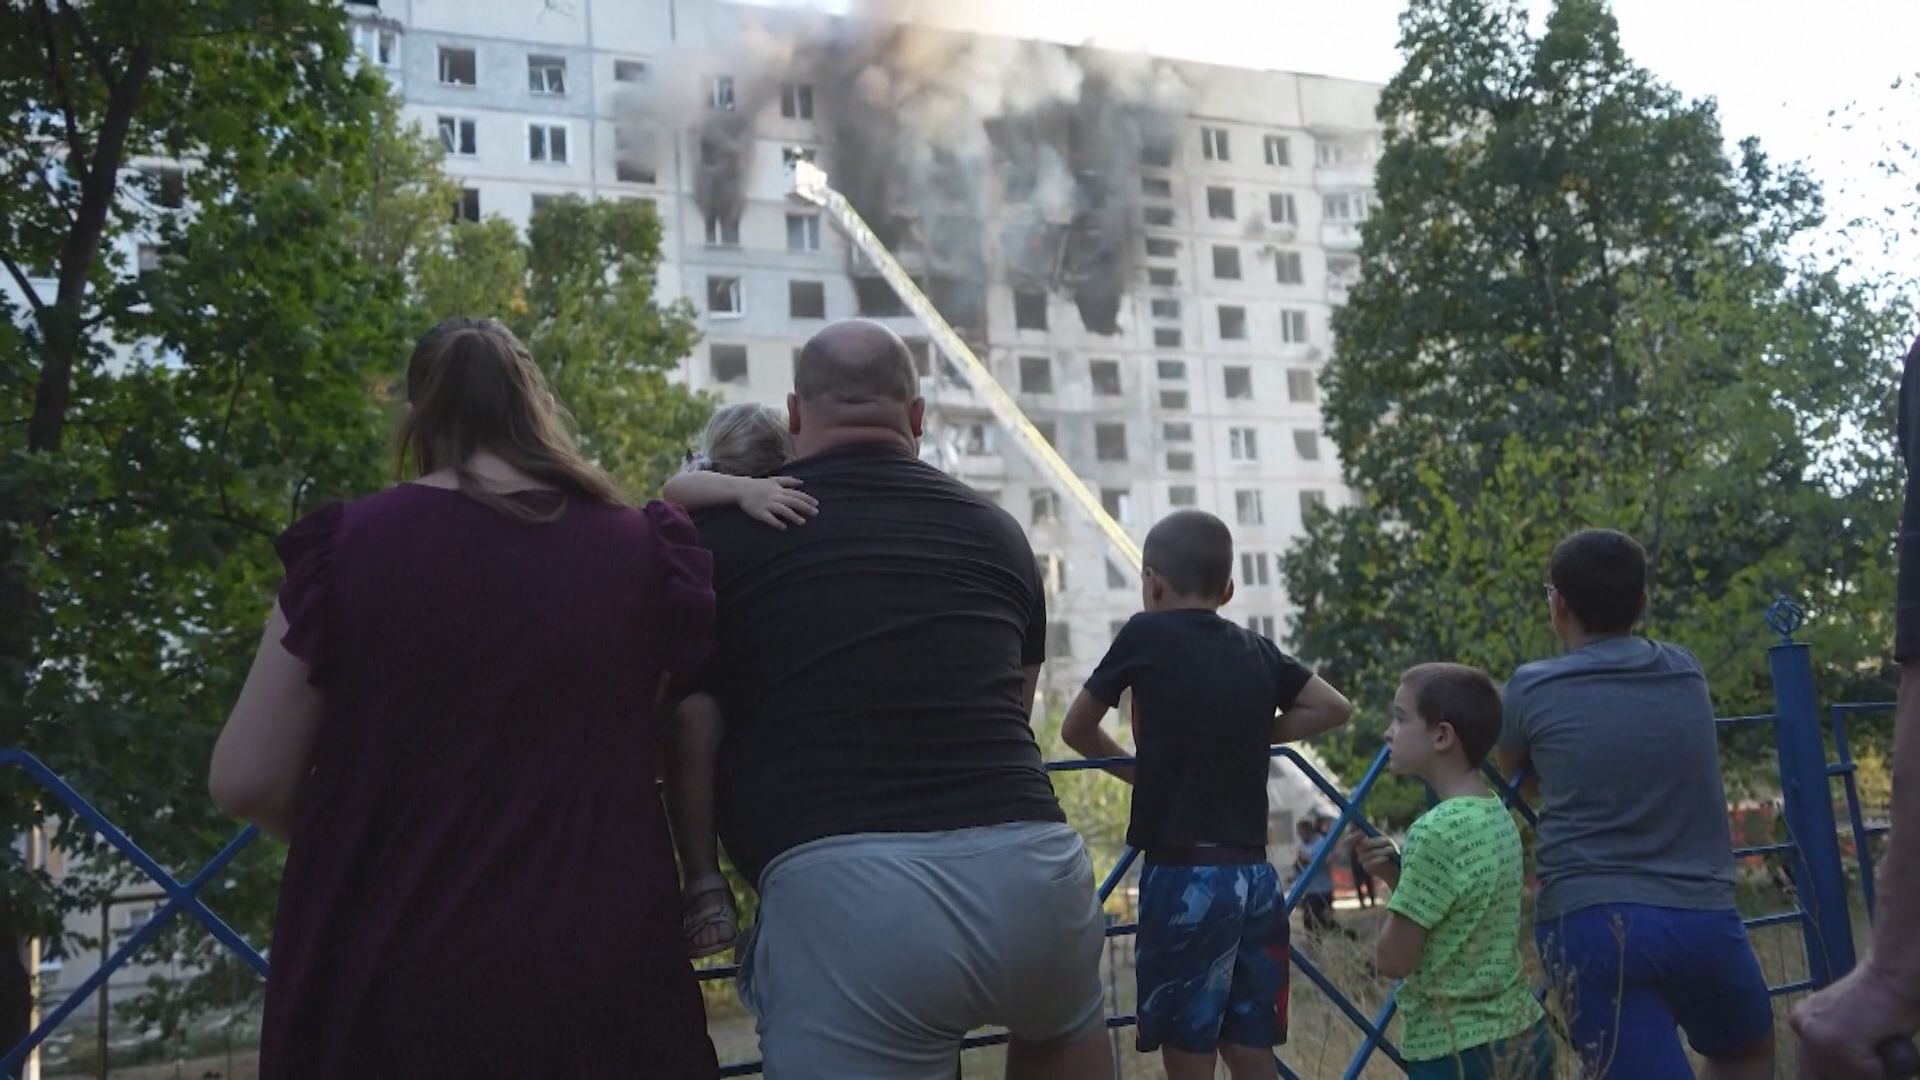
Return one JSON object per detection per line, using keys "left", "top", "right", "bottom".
{"left": 1501, "top": 529, "right": 1774, "bottom": 1078}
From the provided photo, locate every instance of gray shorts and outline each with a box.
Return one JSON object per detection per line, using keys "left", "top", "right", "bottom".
{"left": 737, "top": 821, "right": 1108, "bottom": 1078}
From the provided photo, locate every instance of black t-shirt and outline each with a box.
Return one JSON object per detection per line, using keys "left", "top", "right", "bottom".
{"left": 694, "top": 442, "right": 1065, "bottom": 886}
{"left": 1084, "top": 610, "right": 1314, "bottom": 851}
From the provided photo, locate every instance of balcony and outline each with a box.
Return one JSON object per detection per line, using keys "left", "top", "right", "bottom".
{"left": 1321, "top": 221, "right": 1363, "bottom": 250}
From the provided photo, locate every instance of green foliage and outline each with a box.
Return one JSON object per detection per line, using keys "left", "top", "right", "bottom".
{"left": 1285, "top": 0, "right": 1910, "bottom": 794}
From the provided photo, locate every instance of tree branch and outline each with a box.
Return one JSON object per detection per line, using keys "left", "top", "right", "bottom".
{"left": 33, "top": 0, "right": 90, "bottom": 188}
{"left": 0, "top": 252, "right": 48, "bottom": 320}
{"left": 49, "top": 496, "right": 277, "bottom": 541}
{"left": 55, "top": 0, "right": 114, "bottom": 87}
{"left": 26, "top": 154, "right": 75, "bottom": 230}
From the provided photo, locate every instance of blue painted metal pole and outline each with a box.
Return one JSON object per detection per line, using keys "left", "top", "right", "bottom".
{"left": 1767, "top": 601, "right": 1857, "bottom": 987}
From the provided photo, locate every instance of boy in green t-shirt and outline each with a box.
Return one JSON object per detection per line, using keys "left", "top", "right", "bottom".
{"left": 1356, "top": 664, "right": 1552, "bottom": 1079}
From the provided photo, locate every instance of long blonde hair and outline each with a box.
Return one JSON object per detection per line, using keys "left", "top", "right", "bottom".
{"left": 397, "top": 317, "right": 625, "bottom": 521}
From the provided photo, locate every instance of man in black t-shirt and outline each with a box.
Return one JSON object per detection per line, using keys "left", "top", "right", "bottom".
{"left": 1062, "top": 510, "right": 1352, "bottom": 1080}
{"left": 694, "top": 319, "right": 1111, "bottom": 1079}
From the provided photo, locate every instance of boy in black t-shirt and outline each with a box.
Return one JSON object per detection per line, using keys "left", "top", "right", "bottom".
{"left": 1063, "top": 510, "right": 1353, "bottom": 1080}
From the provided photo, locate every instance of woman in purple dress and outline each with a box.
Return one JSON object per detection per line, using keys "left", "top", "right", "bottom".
{"left": 209, "top": 318, "right": 719, "bottom": 1078}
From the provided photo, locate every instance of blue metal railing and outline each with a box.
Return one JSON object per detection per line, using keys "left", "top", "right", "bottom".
{"left": 0, "top": 600, "right": 1885, "bottom": 1076}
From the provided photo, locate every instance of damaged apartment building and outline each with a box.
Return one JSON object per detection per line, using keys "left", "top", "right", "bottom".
{"left": 347, "top": 0, "right": 1382, "bottom": 700}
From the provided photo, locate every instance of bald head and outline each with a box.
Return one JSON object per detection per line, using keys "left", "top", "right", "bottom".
{"left": 788, "top": 319, "right": 925, "bottom": 455}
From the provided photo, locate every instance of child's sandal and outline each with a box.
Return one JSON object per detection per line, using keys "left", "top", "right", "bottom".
{"left": 682, "top": 875, "right": 739, "bottom": 960}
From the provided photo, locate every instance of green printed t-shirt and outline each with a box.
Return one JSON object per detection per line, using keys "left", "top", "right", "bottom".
{"left": 1388, "top": 796, "right": 1544, "bottom": 1062}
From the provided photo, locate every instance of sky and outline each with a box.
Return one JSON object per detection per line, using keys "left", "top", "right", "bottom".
{"left": 779, "top": 0, "right": 1920, "bottom": 277}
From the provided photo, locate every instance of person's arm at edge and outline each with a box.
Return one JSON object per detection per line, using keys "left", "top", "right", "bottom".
{"left": 1062, "top": 688, "right": 1135, "bottom": 784}
{"left": 1271, "top": 675, "right": 1352, "bottom": 744}
{"left": 209, "top": 604, "right": 322, "bottom": 842}
{"left": 661, "top": 472, "right": 817, "bottom": 529}
{"left": 1494, "top": 677, "right": 1539, "bottom": 802}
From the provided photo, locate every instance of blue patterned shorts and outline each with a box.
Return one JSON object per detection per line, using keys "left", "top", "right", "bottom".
{"left": 1135, "top": 861, "right": 1289, "bottom": 1054}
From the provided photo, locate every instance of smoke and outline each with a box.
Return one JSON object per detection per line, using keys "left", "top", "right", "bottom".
{"left": 621, "top": 3, "right": 1195, "bottom": 337}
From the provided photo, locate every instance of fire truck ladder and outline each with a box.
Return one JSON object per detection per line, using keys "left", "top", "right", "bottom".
{"left": 786, "top": 158, "right": 1143, "bottom": 573}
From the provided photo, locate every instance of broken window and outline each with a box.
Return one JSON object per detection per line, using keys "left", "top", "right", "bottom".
{"left": 1166, "top": 449, "right": 1194, "bottom": 471}
{"left": 1048, "top": 622, "right": 1072, "bottom": 660}
{"left": 704, "top": 214, "right": 739, "bottom": 246}
{"left": 1169, "top": 485, "right": 1197, "bottom": 507}
{"left": 1281, "top": 308, "right": 1309, "bottom": 344}
{"left": 1264, "top": 134, "right": 1290, "bottom": 167}
{"left": 1287, "top": 368, "right": 1317, "bottom": 403}
{"left": 789, "top": 280, "right": 826, "bottom": 319}
{"left": 1156, "top": 360, "right": 1186, "bottom": 381}
{"left": 1212, "top": 245, "right": 1241, "bottom": 280}
{"left": 1207, "top": 186, "right": 1235, "bottom": 221}
{"left": 438, "top": 115, "right": 477, "bottom": 156}
{"left": 1019, "top": 356, "right": 1053, "bottom": 395}
{"left": 1293, "top": 430, "right": 1321, "bottom": 461}
{"left": 1090, "top": 360, "right": 1122, "bottom": 396}
{"left": 1014, "top": 291, "right": 1048, "bottom": 330}
{"left": 786, "top": 214, "right": 821, "bottom": 251}
{"left": 1270, "top": 193, "right": 1297, "bottom": 226}
{"left": 438, "top": 47, "right": 476, "bottom": 86}
{"left": 1145, "top": 237, "right": 1179, "bottom": 258}
{"left": 1037, "top": 553, "right": 1067, "bottom": 596}
{"left": 353, "top": 23, "right": 397, "bottom": 67}
{"left": 709, "top": 344, "right": 749, "bottom": 384}
{"left": 780, "top": 83, "right": 814, "bottom": 119}
{"left": 1225, "top": 366, "right": 1253, "bottom": 400}
{"left": 707, "top": 276, "right": 743, "bottom": 316}
{"left": 1031, "top": 490, "right": 1061, "bottom": 524}
{"left": 1275, "top": 249, "right": 1304, "bottom": 285}
{"left": 616, "top": 160, "right": 655, "bottom": 184}
{"left": 1140, "top": 136, "right": 1175, "bottom": 168}
{"left": 1218, "top": 305, "right": 1247, "bottom": 341}
{"left": 1229, "top": 427, "right": 1259, "bottom": 462}
{"left": 854, "top": 277, "right": 907, "bottom": 316}
{"left": 614, "top": 59, "right": 651, "bottom": 83}
{"left": 1201, "top": 126, "right": 1230, "bottom": 161}
{"left": 1035, "top": 420, "right": 1057, "bottom": 445}
{"left": 1147, "top": 267, "right": 1178, "bottom": 287}
{"left": 1141, "top": 176, "right": 1172, "bottom": 198}
{"left": 452, "top": 187, "right": 481, "bottom": 223}
{"left": 1163, "top": 422, "right": 1192, "bottom": 441}
{"left": 1159, "top": 389, "right": 1189, "bottom": 410}
{"left": 528, "top": 55, "right": 567, "bottom": 94}
{"left": 1235, "top": 489, "right": 1265, "bottom": 525}
{"left": 527, "top": 123, "right": 568, "bottom": 163}
{"left": 1095, "top": 423, "right": 1128, "bottom": 462}
{"left": 1150, "top": 298, "right": 1180, "bottom": 319}
{"left": 962, "top": 424, "right": 992, "bottom": 455}
{"left": 147, "top": 166, "right": 185, "bottom": 209}
{"left": 1144, "top": 206, "right": 1175, "bottom": 227}
{"left": 1101, "top": 487, "right": 1134, "bottom": 524}
{"left": 710, "top": 75, "right": 735, "bottom": 110}
{"left": 1154, "top": 328, "right": 1182, "bottom": 348}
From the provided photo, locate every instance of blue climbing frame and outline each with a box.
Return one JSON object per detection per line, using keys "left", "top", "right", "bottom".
{"left": 0, "top": 603, "right": 1886, "bottom": 1076}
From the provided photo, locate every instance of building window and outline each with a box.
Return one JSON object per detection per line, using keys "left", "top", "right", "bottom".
{"left": 1300, "top": 489, "right": 1327, "bottom": 517}
{"left": 1019, "top": 356, "right": 1053, "bottom": 394}
{"left": 1316, "top": 141, "right": 1346, "bottom": 165}
{"left": 1281, "top": 309, "right": 1309, "bottom": 344}
{"left": 1159, "top": 389, "right": 1189, "bottom": 411}
{"left": 614, "top": 59, "right": 651, "bottom": 83}
{"left": 616, "top": 159, "right": 656, "bottom": 184}
{"left": 1154, "top": 328, "right": 1182, "bottom": 348}
{"left": 527, "top": 55, "right": 567, "bottom": 94}
{"left": 1144, "top": 206, "right": 1175, "bottom": 227}
{"left": 1031, "top": 490, "right": 1061, "bottom": 524}
{"left": 1163, "top": 422, "right": 1193, "bottom": 441}
{"left": 1035, "top": 420, "right": 1057, "bottom": 446}
{"left": 786, "top": 214, "right": 821, "bottom": 251}
{"left": 1090, "top": 360, "right": 1122, "bottom": 396}
{"left": 1229, "top": 427, "right": 1259, "bottom": 462}
{"left": 1107, "top": 559, "right": 1131, "bottom": 590}
{"left": 1207, "top": 186, "right": 1235, "bottom": 221}
{"left": 135, "top": 242, "right": 163, "bottom": 278}
{"left": 1236, "top": 489, "right": 1265, "bottom": 526}
{"left": 1147, "top": 267, "right": 1178, "bottom": 287}
{"left": 1324, "top": 192, "right": 1370, "bottom": 222}
{"left": 962, "top": 423, "right": 992, "bottom": 455}
{"left": 437, "top": 116, "right": 476, "bottom": 156}
{"left": 710, "top": 75, "right": 736, "bottom": 110}
{"left": 1201, "top": 126, "right": 1230, "bottom": 161}
{"left": 704, "top": 214, "right": 739, "bottom": 246}
{"left": 1038, "top": 552, "right": 1067, "bottom": 595}
{"left": 1169, "top": 485, "right": 1197, "bottom": 508}
{"left": 452, "top": 187, "right": 480, "bottom": 223}
{"left": 1167, "top": 450, "right": 1194, "bottom": 471}
{"left": 906, "top": 339, "right": 931, "bottom": 376}
{"left": 1101, "top": 487, "right": 1134, "bottom": 525}
{"left": 1048, "top": 622, "right": 1072, "bottom": 660}
{"left": 707, "top": 276, "right": 743, "bottom": 317}
{"left": 1095, "top": 423, "right": 1128, "bottom": 462}
{"left": 1142, "top": 176, "right": 1172, "bottom": 198}
{"left": 1247, "top": 614, "right": 1277, "bottom": 639}
{"left": 1150, "top": 298, "right": 1180, "bottom": 319}
{"left": 527, "top": 123, "right": 569, "bottom": 164}
{"left": 1145, "top": 237, "right": 1179, "bottom": 258}
{"left": 781, "top": 83, "right": 815, "bottom": 120}
{"left": 1140, "top": 136, "right": 1175, "bottom": 168}
{"left": 1212, "top": 245, "right": 1241, "bottom": 280}
{"left": 1224, "top": 366, "right": 1253, "bottom": 400}
{"left": 1294, "top": 430, "right": 1321, "bottom": 461}
{"left": 1015, "top": 291, "right": 1048, "bottom": 330}
{"left": 1264, "top": 134, "right": 1290, "bottom": 167}
{"left": 1157, "top": 360, "right": 1186, "bottom": 381}
{"left": 531, "top": 194, "right": 557, "bottom": 213}
{"left": 1218, "top": 305, "right": 1247, "bottom": 341}
{"left": 1241, "top": 552, "right": 1272, "bottom": 586}
{"left": 145, "top": 166, "right": 185, "bottom": 209}
{"left": 1270, "top": 193, "right": 1297, "bottom": 226}
{"left": 354, "top": 23, "right": 397, "bottom": 67}
{"left": 438, "top": 46, "right": 476, "bottom": 86}
{"left": 1287, "top": 368, "right": 1317, "bottom": 403}
{"left": 790, "top": 280, "right": 826, "bottom": 319}
{"left": 1275, "top": 250, "right": 1304, "bottom": 285}
{"left": 710, "top": 343, "right": 749, "bottom": 384}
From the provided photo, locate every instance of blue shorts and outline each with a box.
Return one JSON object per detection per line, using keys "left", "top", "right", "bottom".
{"left": 1404, "top": 1020, "right": 1555, "bottom": 1080}
{"left": 1135, "top": 861, "right": 1288, "bottom": 1054}
{"left": 1536, "top": 903, "right": 1773, "bottom": 1078}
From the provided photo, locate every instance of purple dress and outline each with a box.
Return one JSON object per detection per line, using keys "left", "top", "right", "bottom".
{"left": 258, "top": 485, "right": 719, "bottom": 1078}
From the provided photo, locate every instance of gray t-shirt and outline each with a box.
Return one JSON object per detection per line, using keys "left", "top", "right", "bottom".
{"left": 1501, "top": 637, "right": 1737, "bottom": 922}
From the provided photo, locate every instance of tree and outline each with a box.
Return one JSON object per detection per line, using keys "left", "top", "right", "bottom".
{"left": 1282, "top": 0, "right": 1909, "bottom": 823}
